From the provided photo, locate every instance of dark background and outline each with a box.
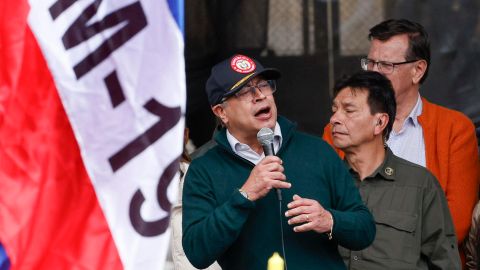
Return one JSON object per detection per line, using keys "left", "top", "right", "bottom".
{"left": 184, "top": 0, "right": 480, "bottom": 150}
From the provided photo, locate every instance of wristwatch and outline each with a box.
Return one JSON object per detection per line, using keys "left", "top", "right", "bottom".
{"left": 239, "top": 189, "right": 249, "bottom": 200}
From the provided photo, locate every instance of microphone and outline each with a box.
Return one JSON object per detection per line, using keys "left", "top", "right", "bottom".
{"left": 258, "top": 127, "right": 289, "bottom": 268}
{"left": 257, "top": 127, "right": 282, "bottom": 201}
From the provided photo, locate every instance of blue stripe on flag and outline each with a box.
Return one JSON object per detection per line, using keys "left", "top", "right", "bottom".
{"left": 167, "top": 0, "right": 184, "bottom": 34}
{"left": 0, "top": 243, "right": 11, "bottom": 270}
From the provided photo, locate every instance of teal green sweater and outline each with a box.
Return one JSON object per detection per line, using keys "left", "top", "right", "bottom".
{"left": 182, "top": 117, "right": 375, "bottom": 270}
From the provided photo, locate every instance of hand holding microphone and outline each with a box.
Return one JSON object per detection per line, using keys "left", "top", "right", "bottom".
{"left": 239, "top": 128, "right": 291, "bottom": 201}
{"left": 258, "top": 127, "right": 284, "bottom": 201}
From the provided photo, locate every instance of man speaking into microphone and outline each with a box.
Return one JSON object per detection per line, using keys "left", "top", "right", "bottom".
{"left": 182, "top": 54, "right": 375, "bottom": 270}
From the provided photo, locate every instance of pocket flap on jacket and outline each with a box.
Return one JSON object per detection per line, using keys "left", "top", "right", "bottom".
{"left": 371, "top": 208, "right": 417, "bottom": 233}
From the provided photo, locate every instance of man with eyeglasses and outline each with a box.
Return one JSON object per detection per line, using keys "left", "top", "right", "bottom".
{"left": 182, "top": 54, "right": 375, "bottom": 270}
{"left": 323, "top": 19, "right": 480, "bottom": 264}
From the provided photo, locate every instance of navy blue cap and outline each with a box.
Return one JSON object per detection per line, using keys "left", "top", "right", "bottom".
{"left": 206, "top": 54, "right": 281, "bottom": 106}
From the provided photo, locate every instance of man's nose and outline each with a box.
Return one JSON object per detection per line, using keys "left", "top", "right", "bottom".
{"left": 330, "top": 112, "right": 341, "bottom": 125}
{"left": 252, "top": 87, "right": 266, "bottom": 103}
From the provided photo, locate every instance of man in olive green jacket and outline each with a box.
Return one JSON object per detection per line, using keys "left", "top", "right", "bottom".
{"left": 329, "top": 70, "right": 461, "bottom": 270}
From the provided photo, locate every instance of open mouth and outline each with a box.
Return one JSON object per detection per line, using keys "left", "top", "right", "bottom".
{"left": 255, "top": 106, "right": 271, "bottom": 117}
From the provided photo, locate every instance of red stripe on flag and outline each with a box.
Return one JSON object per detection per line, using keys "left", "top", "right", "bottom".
{"left": 0, "top": 1, "right": 122, "bottom": 269}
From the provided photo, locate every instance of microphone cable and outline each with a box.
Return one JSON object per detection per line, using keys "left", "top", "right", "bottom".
{"left": 277, "top": 194, "right": 288, "bottom": 270}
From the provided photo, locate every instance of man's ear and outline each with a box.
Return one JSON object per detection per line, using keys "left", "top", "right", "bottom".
{"left": 212, "top": 104, "right": 228, "bottom": 125}
{"left": 412, "top": 59, "right": 427, "bottom": 84}
{"left": 374, "top": 113, "right": 389, "bottom": 136}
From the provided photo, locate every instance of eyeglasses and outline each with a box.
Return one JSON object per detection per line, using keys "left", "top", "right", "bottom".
{"left": 360, "top": 58, "right": 418, "bottom": 74}
{"left": 234, "top": 80, "right": 277, "bottom": 103}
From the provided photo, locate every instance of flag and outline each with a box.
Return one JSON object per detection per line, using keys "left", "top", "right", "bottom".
{"left": 0, "top": 0, "right": 185, "bottom": 269}
{"left": 0, "top": 244, "right": 9, "bottom": 270}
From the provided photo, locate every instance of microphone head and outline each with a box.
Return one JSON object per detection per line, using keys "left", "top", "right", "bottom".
{"left": 257, "top": 127, "right": 274, "bottom": 146}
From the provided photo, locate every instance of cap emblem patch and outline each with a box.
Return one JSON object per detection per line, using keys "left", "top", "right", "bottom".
{"left": 230, "top": 55, "right": 256, "bottom": 74}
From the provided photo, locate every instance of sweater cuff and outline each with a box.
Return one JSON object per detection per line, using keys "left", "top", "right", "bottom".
{"left": 327, "top": 208, "right": 345, "bottom": 238}
{"left": 230, "top": 189, "right": 256, "bottom": 209}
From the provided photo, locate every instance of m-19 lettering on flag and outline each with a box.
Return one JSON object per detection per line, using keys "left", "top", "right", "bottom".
{"left": 0, "top": 0, "right": 185, "bottom": 269}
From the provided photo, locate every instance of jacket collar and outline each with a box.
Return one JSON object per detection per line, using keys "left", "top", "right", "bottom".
{"left": 345, "top": 147, "right": 397, "bottom": 181}
{"left": 373, "top": 147, "right": 397, "bottom": 181}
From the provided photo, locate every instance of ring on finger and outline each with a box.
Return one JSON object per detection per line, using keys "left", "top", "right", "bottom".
{"left": 306, "top": 214, "right": 310, "bottom": 222}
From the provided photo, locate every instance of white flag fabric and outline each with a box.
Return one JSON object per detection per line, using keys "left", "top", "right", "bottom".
{"left": 27, "top": 0, "right": 185, "bottom": 268}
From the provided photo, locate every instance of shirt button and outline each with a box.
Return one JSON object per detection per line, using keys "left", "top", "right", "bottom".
{"left": 353, "top": 255, "right": 359, "bottom": 261}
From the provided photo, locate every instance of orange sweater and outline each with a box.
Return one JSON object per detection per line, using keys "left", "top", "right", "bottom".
{"left": 323, "top": 97, "right": 480, "bottom": 245}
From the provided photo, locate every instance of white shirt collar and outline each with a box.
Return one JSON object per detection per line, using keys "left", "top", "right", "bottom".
{"left": 226, "top": 122, "right": 283, "bottom": 164}
{"left": 407, "top": 94, "right": 423, "bottom": 127}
